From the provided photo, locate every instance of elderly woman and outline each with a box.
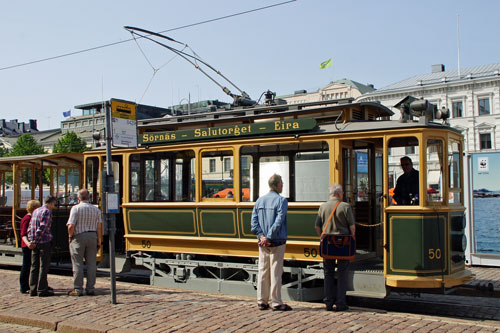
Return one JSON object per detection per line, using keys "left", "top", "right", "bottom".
{"left": 19, "top": 199, "right": 41, "bottom": 294}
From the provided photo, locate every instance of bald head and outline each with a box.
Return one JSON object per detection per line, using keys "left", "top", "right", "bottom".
{"left": 78, "top": 189, "right": 90, "bottom": 201}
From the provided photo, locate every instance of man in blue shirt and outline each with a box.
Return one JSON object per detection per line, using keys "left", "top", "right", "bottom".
{"left": 251, "top": 174, "right": 292, "bottom": 311}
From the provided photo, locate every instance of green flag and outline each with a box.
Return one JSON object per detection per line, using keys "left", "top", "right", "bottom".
{"left": 319, "top": 58, "right": 332, "bottom": 69}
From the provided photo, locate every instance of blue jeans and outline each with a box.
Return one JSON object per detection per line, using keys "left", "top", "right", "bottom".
{"left": 323, "top": 259, "right": 350, "bottom": 307}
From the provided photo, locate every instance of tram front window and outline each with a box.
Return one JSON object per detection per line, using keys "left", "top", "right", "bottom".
{"left": 388, "top": 137, "right": 420, "bottom": 205}
{"left": 426, "top": 139, "right": 444, "bottom": 203}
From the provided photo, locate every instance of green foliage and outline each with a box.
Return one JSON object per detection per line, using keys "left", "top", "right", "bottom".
{"left": 52, "top": 131, "right": 88, "bottom": 153}
{"left": 9, "top": 134, "right": 45, "bottom": 156}
{"left": 0, "top": 146, "right": 9, "bottom": 157}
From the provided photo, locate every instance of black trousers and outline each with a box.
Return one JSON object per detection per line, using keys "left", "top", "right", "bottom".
{"left": 19, "top": 247, "right": 31, "bottom": 292}
{"left": 323, "top": 258, "right": 350, "bottom": 307}
{"left": 29, "top": 242, "right": 51, "bottom": 294}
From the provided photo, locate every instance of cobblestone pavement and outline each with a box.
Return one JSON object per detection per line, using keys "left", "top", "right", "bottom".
{"left": 0, "top": 268, "right": 499, "bottom": 332}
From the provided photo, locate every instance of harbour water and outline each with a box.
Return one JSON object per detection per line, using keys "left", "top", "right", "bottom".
{"left": 473, "top": 197, "right": 500, "bottom": 253}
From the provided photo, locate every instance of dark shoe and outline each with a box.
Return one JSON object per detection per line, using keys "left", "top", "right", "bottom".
{"left": 333, "top": 304, "right": 349, "bottom": 312}
{"left": 258, "top": 303, "right": 269, "bottom": 310}
{"left": 30, "top": 291, "right": 37, "bottom": 297}
{"left": 86, "top": 290, "right": 95, "bottom": 296}
{"left": 272, "top": 304, "right": 292, "bottom": 311}
{"left": 326, "top": 305, "right": 334, "bottom": 311}
{"left": 47, "top": 286, "right": 54, "bottom": 292}
{"left": 68, "top": 290, "right": 82, "bottom": 296}
{"left": 20, "top": 289, "right": 29, "bottom": 294}
{"left": 38, "top": 291, "right": 54, "bottom": 297}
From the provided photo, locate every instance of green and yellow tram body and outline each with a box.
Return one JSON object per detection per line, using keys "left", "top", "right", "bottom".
{"left": 84, "top": 98, "right": 472, "bottom": 299}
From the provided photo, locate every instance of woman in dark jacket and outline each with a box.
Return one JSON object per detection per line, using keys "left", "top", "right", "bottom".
{"left": 19, "top": 199, "right": 40, "bottom": 293}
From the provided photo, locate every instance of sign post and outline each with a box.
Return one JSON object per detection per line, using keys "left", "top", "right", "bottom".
{"left": 104, "top": 100, "right": 137, "bottom": 304}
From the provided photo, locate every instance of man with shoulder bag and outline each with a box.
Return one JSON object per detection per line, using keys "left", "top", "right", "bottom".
{"left": 315, "top": 184, "right": 356, "bottom": 312}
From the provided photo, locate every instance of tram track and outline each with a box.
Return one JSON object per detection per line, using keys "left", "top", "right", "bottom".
{"left": 349, "top": 293, "right": 500, "bottom": 321}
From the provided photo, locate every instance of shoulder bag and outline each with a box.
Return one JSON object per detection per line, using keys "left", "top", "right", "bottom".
{"left": 319, "top": 201, "right": 356, "bottom": 261}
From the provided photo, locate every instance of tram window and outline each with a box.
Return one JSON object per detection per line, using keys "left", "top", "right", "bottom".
{"left": 201, "top": 150, "right": 233, "bottom": 199}
{"left": 144, "top": 158, "right": 169, "bottom": 201}
{"left": 427, "top": 139, "right": 444, "bottom": 203}
{"left": 240, "top": 155, "right": 252, "bottom": 202}
{"left": 86, "top": 157, "right": 100, "bottom": 204}
{"left": 259, "top": 156, "right": 290, "bottom": 198}
{"left": 67, "top": 168, "right": 80, "bottom": 205}
{"left": 129, "top": 151, "right": 194, "bottom": 202}
{"left": 241, "top": 141, "right": 328, "bottom": 202}
{"left": 130, "top": 159, "right": 140, "bottom": 202}
{"left": 388, "top": 137, "right": 419, "bottom": 205}
{"left": 448, "top": 140, "right": 462, "bottom": 205}
{"left": 295, "top": 150, "right": 329, "bottom": 201}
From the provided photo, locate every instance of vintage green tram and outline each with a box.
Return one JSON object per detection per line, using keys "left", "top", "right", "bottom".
{"left": 82, "top": 97, "right": 471, "bottom": 299}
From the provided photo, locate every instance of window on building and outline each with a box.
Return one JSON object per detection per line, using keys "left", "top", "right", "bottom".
{"left": 209, "top": 159, "right": 216, "bottom": 173}
{"left": 452, "top": 101, "right": 463, "bottom": 118}
{"left": 224, "top": 157, "right": 231, "bottom": 172}
{"left": 480, "top": 133, "right": 492, "bottom": 149}
{"left": 405, "top": 146, "right": 415, "bottom": 155}
{"left": 478, "top": 98, "right": 490, "bottom": 115}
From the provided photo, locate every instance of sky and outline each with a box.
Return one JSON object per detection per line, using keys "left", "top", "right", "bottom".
{"left": 1, "top": 0, "right": 499, "bottom": 131}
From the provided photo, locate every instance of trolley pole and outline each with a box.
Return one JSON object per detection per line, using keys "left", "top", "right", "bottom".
{"left": 104, "top": 101, "right": 117, "bottom": 304}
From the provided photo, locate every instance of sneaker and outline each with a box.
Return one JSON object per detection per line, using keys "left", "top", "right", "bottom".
{"left": 38, "top": 291, "right": 54, "bottom": 297}
{"left": 68, "top": 290, "right": 83, "bottom": 296}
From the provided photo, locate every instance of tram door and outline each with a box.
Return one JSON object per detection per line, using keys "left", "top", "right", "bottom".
{"left": 86, "top": 156, "right": 125, "bottom": 254}
{"left": 340, "top": 139, "right": 383, "bottom": 255}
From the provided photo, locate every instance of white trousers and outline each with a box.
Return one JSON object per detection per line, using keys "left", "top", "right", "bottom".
{"left": 257, "top": 244, "right": 286, "bottom": 307}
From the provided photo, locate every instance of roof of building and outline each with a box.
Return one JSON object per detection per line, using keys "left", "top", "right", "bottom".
{"left": 278, "top": 79, "right": 375, "bottom": 98}
{"left": 374, "top": 63, "right": 500, "bottom": 93}
{"left": 327, "top": 79, "right": 375, "bottom": 94}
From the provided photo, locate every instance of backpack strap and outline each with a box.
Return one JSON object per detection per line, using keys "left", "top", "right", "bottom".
{"left": 321, "top": 201, "right": 341, "bottom": 235}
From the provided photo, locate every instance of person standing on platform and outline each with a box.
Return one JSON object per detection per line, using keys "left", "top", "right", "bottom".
{"left": 251, "top": 174, "right": 292, "bottom": 311}
{"left": 28, "top": 196, "right": 57, "bottom": 297}
{"left": 315, "top": 184, "right": 355, "bottom": 312}
{"left": 67, "top": 189, "right": 103, "bottom": 296}
{"left": 19, "top": 199, "right": 41, "bottom": 294}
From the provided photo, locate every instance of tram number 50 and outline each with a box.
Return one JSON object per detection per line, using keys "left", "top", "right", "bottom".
{"left": 428, "top": 248, "right": 442, "bottom": 260}
{"left": 142, "top": 240, "right": 152, "bottom": 248}
{"left": 304, "top": 248, "right": 318, "bottom": 258}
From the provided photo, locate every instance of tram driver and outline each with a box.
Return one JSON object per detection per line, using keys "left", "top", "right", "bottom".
{"left": 393, "top": 156, "right": 419, "bottom": 205}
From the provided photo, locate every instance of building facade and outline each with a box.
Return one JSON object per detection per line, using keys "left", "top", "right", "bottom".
{"left": 280, "top": 79, "right": 375, "bottom": 105}
{"left": 357, "top": 63, "right": 500, "bottom": 154}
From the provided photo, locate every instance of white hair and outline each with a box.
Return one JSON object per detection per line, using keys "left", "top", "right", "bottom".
{"left": 329, "top": 184, "right": 343, "bottom": 197}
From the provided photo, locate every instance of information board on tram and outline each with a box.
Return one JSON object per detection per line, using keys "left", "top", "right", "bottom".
{"left": 139, "top": 118, "right": 317, "bottom": 145}
{"left": 111, "top": 99, "right": 138, "bottom": 148}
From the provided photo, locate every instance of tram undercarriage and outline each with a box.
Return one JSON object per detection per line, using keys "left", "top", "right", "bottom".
{"left": 132, "top": 251, "right": 387, "bottom": 301}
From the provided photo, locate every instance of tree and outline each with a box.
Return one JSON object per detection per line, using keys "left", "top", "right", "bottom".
{"left": 9, "top": 133, "right": 45, "bottom": 156}
{"left": 52, "top": 131, "right": 88, "bottom": 153}
{"left": 0, "top": 146, "right": 8, "bottom": 157}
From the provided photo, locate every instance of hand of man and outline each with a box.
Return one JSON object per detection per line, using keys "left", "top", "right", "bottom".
{"left": 28, "top": 242, "right": 36, "bottom": 250}
{"left": 259, "top": 235, "right": 270, "bottom": 247}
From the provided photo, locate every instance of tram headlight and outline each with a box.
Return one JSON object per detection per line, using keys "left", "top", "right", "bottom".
{"left": 451, "top": 215, "right": 466, "bottom": 231}
{"left": 452, "top": 234, "right": 467, "bottom": 252}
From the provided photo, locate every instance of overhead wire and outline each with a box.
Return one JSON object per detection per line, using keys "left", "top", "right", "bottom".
{"left": 0, "top": 0, "right": 296, "bottom": 72}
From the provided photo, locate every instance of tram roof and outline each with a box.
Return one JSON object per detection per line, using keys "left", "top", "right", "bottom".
{"left": 0, "top": 153, "right": 83, "bottom": 171}
{"left": 137, "top": 99, "right": 394, "bottom": 131}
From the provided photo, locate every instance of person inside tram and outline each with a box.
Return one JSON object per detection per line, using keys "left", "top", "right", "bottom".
{"left": 393, "top": 156, "right": 419, "bottom": 205}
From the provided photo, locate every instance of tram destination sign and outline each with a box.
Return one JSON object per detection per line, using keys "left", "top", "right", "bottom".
{"left": 139, "top": 118, "right": 317, "bottom": 145}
